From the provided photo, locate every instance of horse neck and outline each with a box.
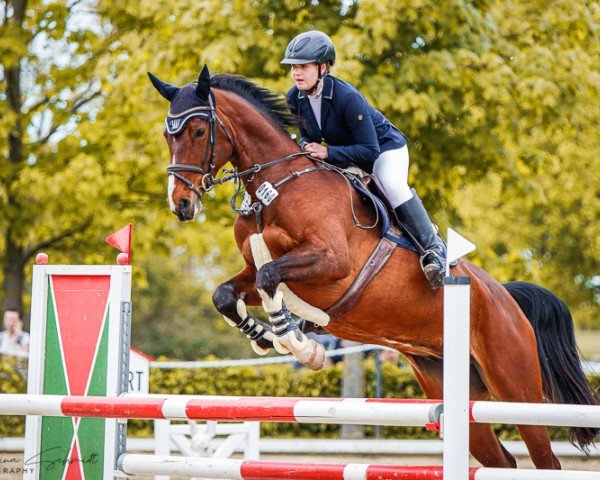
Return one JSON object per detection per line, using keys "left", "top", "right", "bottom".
{"left": 217, "top": 92, "right": 311, "bottom": 193}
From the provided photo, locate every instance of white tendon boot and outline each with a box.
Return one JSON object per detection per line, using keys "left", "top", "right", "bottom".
{"left": 222, "top": 299, "right": 277, "bottom": 356}
{"left": 258, "top": 289, "right": 326, "bottom": 371}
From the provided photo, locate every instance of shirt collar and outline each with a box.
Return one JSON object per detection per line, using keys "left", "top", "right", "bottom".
{"left": 322, "top": 75, "right": 334, "bottom": 99}
{"left": 298, "top": 75, "right": 334, "bottom": 100}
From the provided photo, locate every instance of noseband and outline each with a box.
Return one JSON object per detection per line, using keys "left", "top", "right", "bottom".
{"left": 165, "top": 94, "right": 323, "bottom": 214}
{"left": 166, "top": 95, "right": 235, "bottom": 198}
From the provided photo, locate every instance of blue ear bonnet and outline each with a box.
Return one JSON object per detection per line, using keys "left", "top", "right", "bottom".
{"left": 165, "top": 85, "right": 215, "bottom": 135}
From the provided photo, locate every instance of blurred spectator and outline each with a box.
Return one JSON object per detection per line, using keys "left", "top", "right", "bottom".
{"left": 0, "top": 308, "right": 30, "bottom": 357}
{"left": 379, "top": 348, "right": 400, "bottom": 365}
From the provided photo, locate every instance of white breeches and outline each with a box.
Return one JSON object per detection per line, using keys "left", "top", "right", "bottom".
{"left": 372, "top": 146, "right": 413, "bottom": 208}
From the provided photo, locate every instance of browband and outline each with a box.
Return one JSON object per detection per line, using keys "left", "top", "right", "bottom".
{"left": 165, "top": 108, "right": 211, "bottom": 135}
{"left": 165, "top": 94, "right": 215, "bottom": 135}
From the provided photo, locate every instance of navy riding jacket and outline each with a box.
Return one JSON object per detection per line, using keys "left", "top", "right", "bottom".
{"left": 286, "top": 75, "right": 407, "bottom": 173}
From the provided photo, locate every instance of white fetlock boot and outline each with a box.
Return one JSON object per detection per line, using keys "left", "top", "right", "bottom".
{"left": 222, "top": 299, "right": 277, "bottom": 356}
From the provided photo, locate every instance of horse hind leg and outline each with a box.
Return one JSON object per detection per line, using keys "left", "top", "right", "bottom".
{"left": 407, "top": 355, "right": 517, "bottom": 468}
{"left": 471, "top": 300, "right": 561, "bottom": 469}
{"left": 505, "top": 281, "right": 599, "bottom": 448}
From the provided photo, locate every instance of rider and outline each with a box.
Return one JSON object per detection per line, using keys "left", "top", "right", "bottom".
{"left": 282, "top": 30, "right": 446, "bottom": 289}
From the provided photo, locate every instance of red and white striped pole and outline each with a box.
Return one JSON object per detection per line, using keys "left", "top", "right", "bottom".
{"left": 0, "top": 394, "right": 442, "bottom": 426}
{"left": 3, "top": 393, "right": 598, "bottom": 426}
{"left": 117, "top": 455, "right": 456, "bottom": 480}
{"left": 117, "top": 456, "right": 600, "bottom": 480}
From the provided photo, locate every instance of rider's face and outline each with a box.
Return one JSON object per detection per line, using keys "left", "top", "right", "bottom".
{"left": 291, "top": 63, "right": 323, "bottom": 91}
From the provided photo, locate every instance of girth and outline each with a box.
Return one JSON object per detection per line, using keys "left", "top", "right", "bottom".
{"left": 325, "top": 236, "right": 397, "bottom": 322}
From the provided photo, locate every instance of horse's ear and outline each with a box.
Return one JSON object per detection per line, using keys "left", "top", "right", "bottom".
{"left": 195, "top": 64, "right": 211, "bottom": 102}
{"left": 147, "top": 72, "right": 180, "bottom": 101}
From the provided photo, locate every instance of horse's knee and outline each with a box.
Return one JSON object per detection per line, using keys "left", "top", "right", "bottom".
{"left": 256, "top": 262, "right": 280, "bottom": 297}
{"left": 212, "top": 282, "right": 236, "bottom": 315}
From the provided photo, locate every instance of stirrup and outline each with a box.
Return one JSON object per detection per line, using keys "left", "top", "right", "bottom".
{"left": 420, "top": 250, "right": 445, "bottom": 289}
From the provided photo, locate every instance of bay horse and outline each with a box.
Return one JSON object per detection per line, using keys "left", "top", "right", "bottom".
{"left": 149, "top": 65, "right": 598, "bottom": 470}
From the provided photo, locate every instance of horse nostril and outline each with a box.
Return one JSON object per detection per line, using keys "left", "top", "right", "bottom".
{"left": 179, "top": 198, "right": 191, "bottom": 212}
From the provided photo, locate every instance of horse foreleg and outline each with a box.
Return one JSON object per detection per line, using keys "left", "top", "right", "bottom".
{"left": 254, "top": 240, "right": 350, "bottom": 370}
{"left": 212, "top": 266, "right": 278, "bottom": 356}
{"left": 258, "top": 289, "right": 326, "bottom": 370}
{"left": 254, "top": 239, "right": 350, "bottom": 298}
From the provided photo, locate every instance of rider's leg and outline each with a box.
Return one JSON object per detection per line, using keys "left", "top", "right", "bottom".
{"left": 395, "top": 191, "right": 446, "bottom": 289}
{"left": 373, "top": 146, "right": 445, "bottom": 289}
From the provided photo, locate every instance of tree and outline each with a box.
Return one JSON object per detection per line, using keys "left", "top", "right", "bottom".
{"left": 0, "top": 0, "right": 149, "bottom": 312}
{"left": 2, "top": 0, "right": 596, "bottom": 356}
{"left": 455, "top": 0, "right": 599, "bottom": 327}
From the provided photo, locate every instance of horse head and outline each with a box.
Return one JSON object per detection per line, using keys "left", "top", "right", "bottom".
{"left": 148, "top": 65, "right": 235, "bottom": 221}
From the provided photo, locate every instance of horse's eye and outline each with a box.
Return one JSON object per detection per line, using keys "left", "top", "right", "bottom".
{"left": 194, "top": 128, "right": 206, "bottom": 138}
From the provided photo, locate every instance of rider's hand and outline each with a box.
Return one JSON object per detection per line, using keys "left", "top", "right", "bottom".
{"left": 304, "top": 142, "right": 328, "bottom": 160}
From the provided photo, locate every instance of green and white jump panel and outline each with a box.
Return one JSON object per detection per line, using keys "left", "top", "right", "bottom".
{"left": 24, "top": 264, "right": 132, "bottom": 480}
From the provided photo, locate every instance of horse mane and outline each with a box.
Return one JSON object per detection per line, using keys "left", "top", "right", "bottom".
{"left": 210, "top": 74, "right": 298, "bottom": 132}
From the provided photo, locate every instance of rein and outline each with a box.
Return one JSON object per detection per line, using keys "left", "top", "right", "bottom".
{"left": 166, "top": 102, "right": 379, "bottom": 231}
{"left": 165, "top": 97, "right": 311, "bottom": 194}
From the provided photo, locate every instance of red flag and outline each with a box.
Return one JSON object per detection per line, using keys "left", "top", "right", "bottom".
{"left": 106, "top": 224, "right": 132, "bottom": 256}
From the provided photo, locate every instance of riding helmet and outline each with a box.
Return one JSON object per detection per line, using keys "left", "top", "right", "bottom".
{"left": 281, "top": 30, "right": 336, "bottom": 65}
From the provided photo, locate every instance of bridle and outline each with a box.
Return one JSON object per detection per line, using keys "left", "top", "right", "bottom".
{"left": 165, "top": 95, "right": 312, "bottom": 202}
{"left": 165, "top": 94, "right": 235, "bottom": 198}
{"left": 164, "top": 94, "right": 379, "bottom": 231}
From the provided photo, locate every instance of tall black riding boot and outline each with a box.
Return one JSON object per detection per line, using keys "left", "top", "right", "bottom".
{"left": 394, "top": 193, "right": 446, "bottom": 289}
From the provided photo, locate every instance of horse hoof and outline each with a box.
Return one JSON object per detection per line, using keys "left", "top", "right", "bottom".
{"left": 272, "top": 337, "right": 291, "bottom": 355}
{"left": 301, "top": 341, "right": 326, "bottom": 371}
{"left": 251, "top": 340, "right": 270, "bottom": 356}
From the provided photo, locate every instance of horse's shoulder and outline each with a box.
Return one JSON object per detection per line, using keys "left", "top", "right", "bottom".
{"left": 262, "top": 225, "right": 298, "bottom": 257}
{"left": 233, "top": 215, "right": 258, "bottom": 247}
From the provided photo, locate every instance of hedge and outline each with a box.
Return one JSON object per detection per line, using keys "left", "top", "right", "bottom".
{"left": 2, "top": 355, "right": 598, "bottom": 443}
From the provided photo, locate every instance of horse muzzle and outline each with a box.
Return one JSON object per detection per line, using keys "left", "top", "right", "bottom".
{"left": 175, "top": 197, "right": 200, "bottom": 221}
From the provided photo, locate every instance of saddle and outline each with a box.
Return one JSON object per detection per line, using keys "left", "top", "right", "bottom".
{"left": 320, "top": 168, "right": 453, "bottom": 323}
{"left": 343, "top": 167, "right": 449, "bottom": 257}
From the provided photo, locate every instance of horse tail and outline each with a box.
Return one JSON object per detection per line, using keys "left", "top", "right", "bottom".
{"left": 504, "top": 281, "right": 599, "bottom": 450}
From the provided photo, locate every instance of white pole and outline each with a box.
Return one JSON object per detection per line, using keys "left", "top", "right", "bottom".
{"left": 153, "top": 419, "right": 172, "bottom": 480}
{"left": 443, "top": 228, "right": 476, "bottom": 480}
{"left": 475, "top": 467, "right": 600, "bottom": 480}
{"left": 471, "top": 402, "right": 600, "bottom": 428}
{"left": 443, "top": 276, "right": 471, "bottom": 479}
